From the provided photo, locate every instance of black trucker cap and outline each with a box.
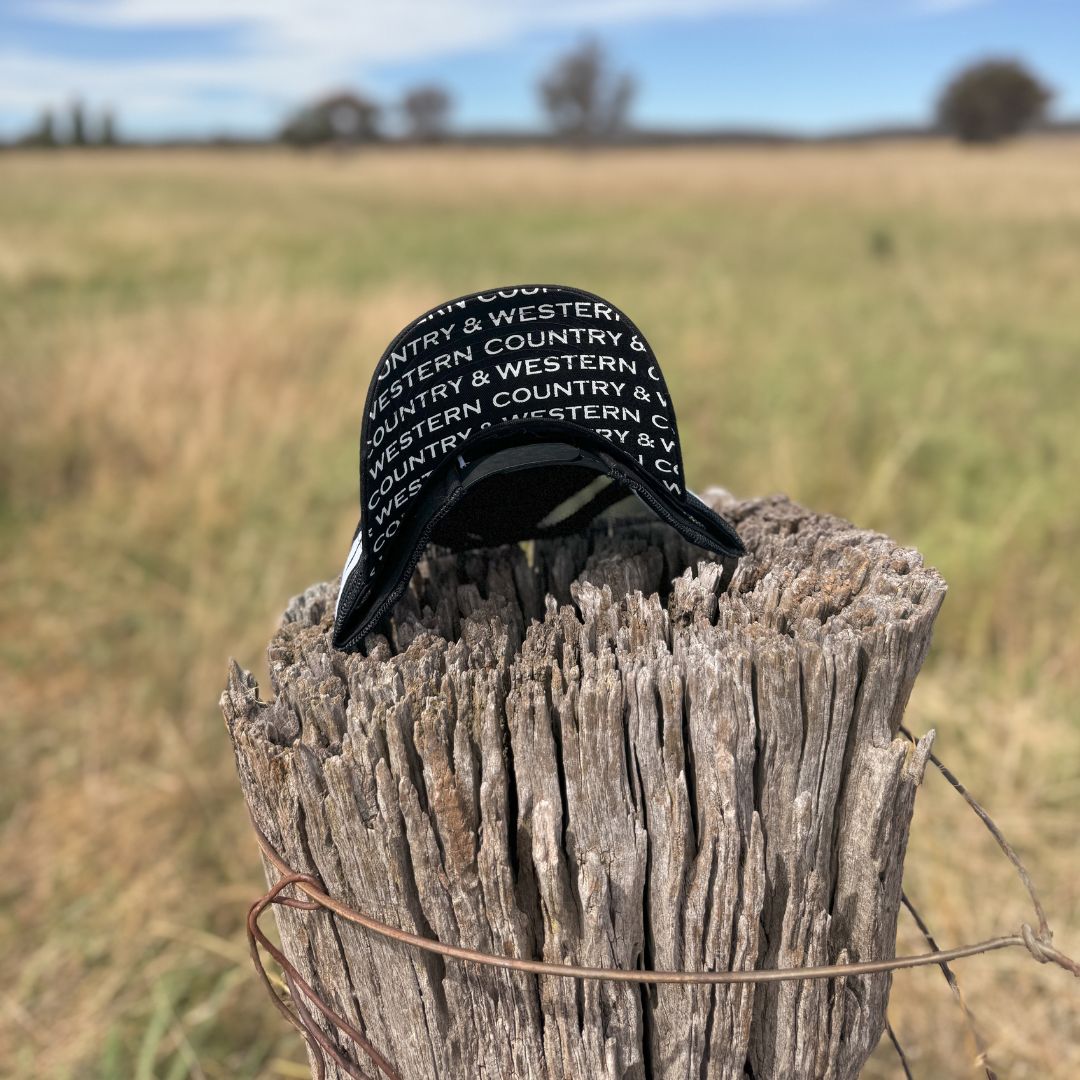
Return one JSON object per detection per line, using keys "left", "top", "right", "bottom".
{"left": 332, "top": 284, "right": 744, "bottom": 650}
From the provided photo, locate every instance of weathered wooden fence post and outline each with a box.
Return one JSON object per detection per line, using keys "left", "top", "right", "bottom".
{"left": 222, "top": 490, "right": 945, "bottom": 1079}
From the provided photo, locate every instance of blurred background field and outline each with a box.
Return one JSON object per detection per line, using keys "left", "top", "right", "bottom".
{"left": 1, "top": 141, "right": 1079, "bottom": 1078}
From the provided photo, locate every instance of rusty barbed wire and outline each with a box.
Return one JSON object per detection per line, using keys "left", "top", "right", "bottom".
{"left": 898, "top": 892, "right": 996, "bottom": 1080}
{"left": 900, "top": 725, "right": 1052, "bottom": 941}
{"left": 884, "top": 1019, "right": 914, "bottom": 1080}
{"left": 247, "top": 735, "right": 1079, "bottom": 1080}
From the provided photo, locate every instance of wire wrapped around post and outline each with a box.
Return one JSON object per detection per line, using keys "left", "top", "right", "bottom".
{"left": 246, "top": 733, "right": 1079, "bottom": 1080}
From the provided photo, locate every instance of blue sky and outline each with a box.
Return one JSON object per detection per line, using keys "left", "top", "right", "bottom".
{"left": 1, "top": 0, "right": 1077, "bottom": 139}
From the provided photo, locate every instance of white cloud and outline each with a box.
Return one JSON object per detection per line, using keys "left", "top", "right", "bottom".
{"left": 28, "top": 0, "right": 814, "bottom": 67}
{"left": 916, "top": 0, "right": 991, "bottom": 10}
{"left": 2, "top": 0, "right": 818, "bottom": 134}
{"left": 35, "top": 0, "right": 810, "bottom": 38}
{"left": 0, "top": 0, "right": 969, "bottom": 135}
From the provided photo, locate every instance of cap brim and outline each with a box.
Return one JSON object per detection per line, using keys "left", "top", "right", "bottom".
{"left": 333, "top": 450, "right": 744, "bottom": 651}
{"left": 602, "top": 460, "right": 745, "bottom": 561}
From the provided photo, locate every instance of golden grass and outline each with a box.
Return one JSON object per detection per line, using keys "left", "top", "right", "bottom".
{"left": 6, "top": 139, "right": 1080, "bottom": 218}
{"left": 1, "top": 144, "right": 1077, "bottom": 1078}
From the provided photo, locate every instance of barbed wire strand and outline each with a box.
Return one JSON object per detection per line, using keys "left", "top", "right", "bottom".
{"left": 247, "top": 736, "right": 1079, "bottom": 1080}
{"left": 900, "top": 725, "right": 1051, "bottom": 940}
{"left": 884, "top": 1018, "right": 914, "bottom": 1080}
{"left": 893, "top": 722, "right": 1071, "bottom": 1080}
{"left": 899, "top": 892, "right": 996, "bottom": 1080}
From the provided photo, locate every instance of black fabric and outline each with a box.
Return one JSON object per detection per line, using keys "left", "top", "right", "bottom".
{"left": 332, "top": 284, "right": 744, "bottom": 651}
{"left": 362, "top": 285, "right": 684, "bottom": 569}
{"left": 432, "top": 462, "right": 616, "bottom": 550}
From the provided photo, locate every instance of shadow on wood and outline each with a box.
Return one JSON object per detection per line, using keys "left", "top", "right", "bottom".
{"left": 222, "top": 490, "right": 946, "bottom": 1079}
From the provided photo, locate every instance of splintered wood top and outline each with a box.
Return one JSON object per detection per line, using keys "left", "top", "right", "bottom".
{"left": 223, "top": 490, "right": 945, "bottom": 1080}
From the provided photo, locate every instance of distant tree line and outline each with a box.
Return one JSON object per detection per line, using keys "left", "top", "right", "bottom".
{"left": 279, "top": 42, "right": 637, "bottom": 148}
{"left": 20, "top": 99, "right": 119, "bottom": 148}
{"left": 10, "top": 44, "right": 1059, "bottom": 150}
{"left": 279, "top": 46, "right": 1055, "bottom": 150}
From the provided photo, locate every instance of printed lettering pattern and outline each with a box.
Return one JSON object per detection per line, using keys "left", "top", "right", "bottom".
{"left": 359, "top": 285, "right": 686, "bottom": 578}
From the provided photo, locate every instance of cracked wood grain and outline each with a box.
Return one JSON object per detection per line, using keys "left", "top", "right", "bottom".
{"left": 222, "top": 491, "right": 945, "bottom": 1079}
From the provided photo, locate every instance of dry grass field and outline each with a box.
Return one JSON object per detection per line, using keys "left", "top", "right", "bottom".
{"left": 1, "top": 143, "right": 1078, "bottom": 1078}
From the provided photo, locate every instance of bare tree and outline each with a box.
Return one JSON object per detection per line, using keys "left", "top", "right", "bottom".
{"left": 69, "top": 99, "right": 88, "bottom": 146}
{"left": 100, "top": 108, "right": 119, "bottom": 146}
{"left": 937, "top": 58, "right": 1052, "bottom": 144}
{"left": 402, "top": 85, "right": 453, "bottom": 141}
{"left": 539, "top": 40, "right": 636, "bottom": 142}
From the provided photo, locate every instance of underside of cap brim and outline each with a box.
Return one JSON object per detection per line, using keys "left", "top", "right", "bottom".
{"left": 332, "top": 453, "right": 744, "bottom": 651}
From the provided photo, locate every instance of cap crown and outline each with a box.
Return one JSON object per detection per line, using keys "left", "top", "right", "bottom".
{"left": 359, "top": 284, "right": 685, "bottom": 584}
